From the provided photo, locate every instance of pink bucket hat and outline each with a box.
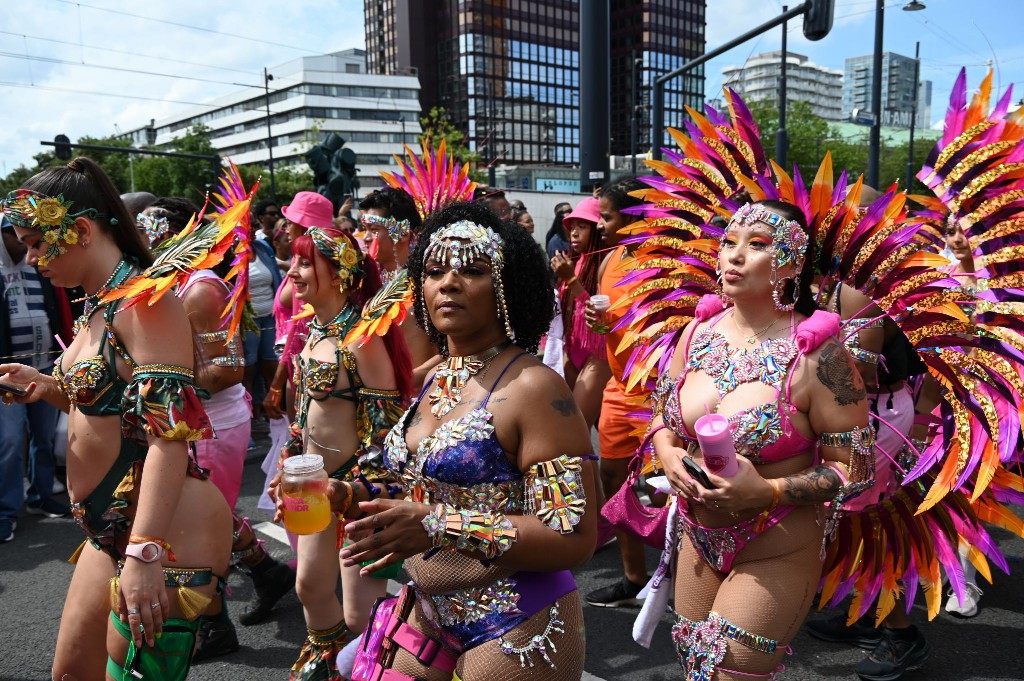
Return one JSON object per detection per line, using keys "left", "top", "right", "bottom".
{"left": 282, "top": 191, "right": 335, "bottom": 230}
{"left": 562, "top": 196, "right": 601, "bottom": 228}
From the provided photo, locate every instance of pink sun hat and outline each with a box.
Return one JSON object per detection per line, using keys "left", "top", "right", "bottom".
{"left": 562, "top": 197, "right": 601, "bottom": 228}
{"left": 282, "top": 191, "right": 335, "bottom": 230}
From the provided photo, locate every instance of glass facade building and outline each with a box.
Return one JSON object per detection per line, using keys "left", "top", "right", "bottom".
{"left": 843, "top": 52, "right": 932, "bottom": 129}
{"left": 365, "top": 0, "right": 706, "bottom": 166}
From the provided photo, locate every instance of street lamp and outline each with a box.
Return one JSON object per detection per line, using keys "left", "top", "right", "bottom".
{"left": 264, "top": 68, "right": 277, "bottom": 202}
{"left": 867, "top": 1, "right": 926, "bottom": 188}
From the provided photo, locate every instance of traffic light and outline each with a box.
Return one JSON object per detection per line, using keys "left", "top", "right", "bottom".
{"left": 54, "top": 134, "right": 72, "bottom": 161}
{"left": 306, "top": 132, "right": 359, "bottom": 211}
{"left": 803, "top": 0, "right": 835, "bottom": 41}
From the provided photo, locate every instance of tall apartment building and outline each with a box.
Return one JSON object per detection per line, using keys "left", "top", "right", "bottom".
{"left": 722, "top": 51, "right": 843, "bottom": 121}
{"left": 122, "top": 50, "right": 421, "bottom": 187}
{"left": 364, "top": 0, "right": 706, "bottom": 167}
{"left": 843, "top": 52, "right": 932, "bottom": 129}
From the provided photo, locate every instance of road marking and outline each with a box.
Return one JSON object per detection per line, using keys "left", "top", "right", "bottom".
{"left": 254, "top": 521, "right": 609, "bottom": 681}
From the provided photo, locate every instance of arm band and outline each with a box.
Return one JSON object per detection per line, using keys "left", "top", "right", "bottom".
{"left": 524, "top": 455, "right": 587, "bottom": 535}
{"left": 122, "top": 364, "right": 212, "bottom": 442}
{"left": 820, "top": 425, "right": 876, "bottom": 557}
{"left": 196, "top": 330, "right": 246, "bottom": 368}
{"left": 421, "top": 503, "right": 518, "bottom": 561}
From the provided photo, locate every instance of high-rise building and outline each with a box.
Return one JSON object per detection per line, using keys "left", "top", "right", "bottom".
{"left": 364, "top": 0, "right": 706, "bottom": 168}
{"left": 843, "top": 52, "right": 932, "bottom": 129}
{"left": 121, "top": 49, "right": 420, "bottom": 187}
{"left": 722, "top": 51, "right": 843, "bottom": 120}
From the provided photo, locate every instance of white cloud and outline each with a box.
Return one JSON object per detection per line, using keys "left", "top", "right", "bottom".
{"left": 1, "top": 0, "right": 364, "bottom": 174}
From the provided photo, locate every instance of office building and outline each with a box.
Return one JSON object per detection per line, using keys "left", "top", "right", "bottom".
{"left": 843, "top": 52, "right": 932, "bottom": 129}
{"left": 722, "top": 51, "right": 844, "bottom": 120}
{"left": 122, "top": 49, "right": 421, "bottom": 186}
{"left": 364, "top": 0, "right": 706, "bottom": 168}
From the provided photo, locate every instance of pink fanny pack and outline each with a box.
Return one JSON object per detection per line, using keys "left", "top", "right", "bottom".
{"left": 351, "top": 585, "right": 458, "bottom": 681}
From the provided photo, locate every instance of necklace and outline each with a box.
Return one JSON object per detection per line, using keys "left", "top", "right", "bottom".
{"left": 72, "top": 259, "right": 134, "bottom": 335}
{"left": 307, "top": 303, "right": 359, "bottom": 348}
{"left": 428, "top": 339, "right": 512, "bottom": 419}
{"left": 732, "top": 310, "right": 782, "bottom": 345}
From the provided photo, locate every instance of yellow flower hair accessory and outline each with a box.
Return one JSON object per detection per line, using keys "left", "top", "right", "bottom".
{"left": 308, "top": 227, "right": 364, "bottom": 289}
{"left": 1, "top": 189, "right": 107, "bottom": 265}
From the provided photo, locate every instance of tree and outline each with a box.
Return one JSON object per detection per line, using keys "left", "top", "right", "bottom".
{"left": 418, "top": 106, "right": 483, "bottom": 181}
{"left": 133, "top": 124, "right": 220, "bottom": 204}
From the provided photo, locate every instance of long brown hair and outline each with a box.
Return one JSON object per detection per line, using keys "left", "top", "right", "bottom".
{"left": 21, "top": 157, "right": 153, "bottom": 267}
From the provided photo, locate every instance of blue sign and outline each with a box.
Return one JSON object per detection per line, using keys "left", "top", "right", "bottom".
{"left": 536, "top": 178, "right": 581, "bottom": 193}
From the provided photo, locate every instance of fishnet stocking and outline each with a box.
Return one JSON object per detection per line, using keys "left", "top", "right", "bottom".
{"left": 674, "top": 505, "right": 823, "bottom": 679}
{"left": 388, "top": 592, "right": 585, "bottom": 681}
{"left": 404, "top": 551, "right": 516, "bottom": 594}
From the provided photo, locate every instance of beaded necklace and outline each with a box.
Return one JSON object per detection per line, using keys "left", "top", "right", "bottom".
{"left": 72, "top": 258, "right": 135, "bottom": 335}
{"left": 306, "top": 303, "right": 359, "bottom": 348}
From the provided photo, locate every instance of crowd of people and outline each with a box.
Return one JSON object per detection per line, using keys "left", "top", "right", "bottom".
{"left": 1, "top": 71, "right": 1023, "bottom": 681}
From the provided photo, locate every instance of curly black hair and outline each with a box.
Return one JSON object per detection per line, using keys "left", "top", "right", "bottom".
{"left": 149, "top": 196, "right": 201, "bottom": 236}
{"left": 408, "top": 201, "right": 554, "bottom": 355}
{"left": 358, "top": 187, "right": 422, "bottom": 231}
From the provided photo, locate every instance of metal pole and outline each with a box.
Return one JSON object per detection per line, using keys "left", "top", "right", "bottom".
{"left": 128, "top": 154, "right": 135, "bottom": 193}
{"left": 867, "top": 0, "right": 884, "bottom": 188}
{"left": 579, "top": 0, "right": 610, "bottom": 191}
{"left": 264, "top": 67, "right": 278, "bottom": 202}
{"left": 631, "top": 50, "right": 640, "bottom": 176}
{"left": 906, "top": 41, "right": 920, "bottom": 190}
{"left": 651, "top": 1, "right": 811, "bottom": 160}
{"left": 776, "top": 7, "right": 789, "bottom": 168}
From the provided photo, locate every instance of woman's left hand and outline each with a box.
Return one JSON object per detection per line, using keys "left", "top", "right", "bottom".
{"left": 117, "top": 558, "right": 170, "bottom": 648}
{"left": 339, "top": 499, "right": 433, "bottom": 576}
{"left": 695, "top": 456, "right": 773, "bottom": 514}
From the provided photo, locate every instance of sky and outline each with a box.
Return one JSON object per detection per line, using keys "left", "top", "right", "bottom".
{"left": 1, "top": 0, "right": 1022, "bottom": 175}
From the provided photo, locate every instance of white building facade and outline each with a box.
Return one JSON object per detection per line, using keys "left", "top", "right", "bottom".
{"left": 122, "top": 49, "right": 421, "bottom": 188}
{"left": 722, "top": 51, "right": 844, "bottom": 121}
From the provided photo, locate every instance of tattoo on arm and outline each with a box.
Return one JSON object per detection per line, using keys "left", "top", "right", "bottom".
{"left": 779, "top": 465, "right": 842, "bottom": 504}
{"left": 816, "top": 343, "right": 866, "bottom": 406}
{"left": 551, "top": 397, "right": 575, "bottom": 417}
{"left": 408, "top": 412, "right": 422, "bottom": 428}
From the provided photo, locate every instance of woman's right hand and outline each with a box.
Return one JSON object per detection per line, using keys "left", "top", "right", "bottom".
{"left": 583, "top": 298, "right": 606, "bottom": 331}
{"left": 659, "top": 444, "right": 703, "bottom": 502}
{"left": 550, "top": 251, "right": 575, "bottom": 282}
{"left": 263, "top": 387, "right": 285, "bottom": 420}
{"left": 0, "top": 363, "right": 43, "bottom": 405}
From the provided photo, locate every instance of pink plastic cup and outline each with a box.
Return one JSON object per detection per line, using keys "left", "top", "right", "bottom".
{"left": 694, "top": 412, "right": 738, "bottom": 477}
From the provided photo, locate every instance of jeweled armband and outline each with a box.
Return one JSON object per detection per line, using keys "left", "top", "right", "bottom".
{"left": 121, "top": 364, "right": 212, "bottom": 442}
{"left": 819, "top": 425, "right": 876, "bottom": 557}
{"left": 524, "top": 455, "right": 587, "bottom": 534}
{"left": 196, "top": 330, "right": 246, "bottom": 368}
{"left": 421, "top": 503, "right": 519, "bottom": 560}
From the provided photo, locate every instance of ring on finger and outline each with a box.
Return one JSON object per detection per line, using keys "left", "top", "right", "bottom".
{"left": 127, "top": 609, "right": 139, "bottom": 615}
{"left": 150, "top": 602, "right": 160, "bottom": 609}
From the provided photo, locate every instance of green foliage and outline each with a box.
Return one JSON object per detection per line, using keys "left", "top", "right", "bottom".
{"left": 133, "top": 125, "right": 220, "bottom": 204}
{"left": 419, "top": 106, "right": 483, "bottom": 181}
{"left": 236, "top": 162, "right": 315, "bottom": 206}
{"left": 746, "top": 99, "right": 935, "bottom": 193}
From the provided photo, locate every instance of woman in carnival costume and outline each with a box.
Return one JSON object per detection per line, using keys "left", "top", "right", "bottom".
{"left": 280, "top": 225, "right": 413, "bottom": 680}
{"left": 618, "top": 89, "right": 1024, "bottom": 679}
{"left": 0, "top": 157, "right": 234, "bottom": 681}
{"left": 305, "top": 200, "right": 599, "bottom": 680}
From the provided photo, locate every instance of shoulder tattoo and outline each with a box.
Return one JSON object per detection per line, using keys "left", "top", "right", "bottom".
{"left": 816, "top": 342, "right": 866, "bottom": 406}
{"left": 550, "top": 396, "right": 575, "bottom": 417}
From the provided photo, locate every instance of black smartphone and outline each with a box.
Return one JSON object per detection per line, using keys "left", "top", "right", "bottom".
{"left": 0, "top": 382, "right": 27, "bottom": 397}
{"left": 682, "top": 456, "right": 716, "bottom": 489}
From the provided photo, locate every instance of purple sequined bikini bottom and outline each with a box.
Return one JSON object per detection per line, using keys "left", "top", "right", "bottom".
{"left": 678, "top": 503, "right": 794, "bottom": 574}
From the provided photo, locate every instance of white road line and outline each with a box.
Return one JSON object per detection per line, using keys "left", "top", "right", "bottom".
{"left": 254, "top": 521, "right": 609, "bottom": 681}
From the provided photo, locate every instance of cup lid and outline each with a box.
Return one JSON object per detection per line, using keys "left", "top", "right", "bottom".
{"left": 283, "top": 454, "right": 325, "bottom": 475}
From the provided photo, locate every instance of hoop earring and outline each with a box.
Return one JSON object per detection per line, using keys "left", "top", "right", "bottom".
{"left": 772, "top": 275, "right": 797, "bottom": 312}
{"left": 716, "top": 267, "right": 731, "bottom": 305}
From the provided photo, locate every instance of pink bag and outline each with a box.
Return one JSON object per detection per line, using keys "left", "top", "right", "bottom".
{"left": 351, "top": 585, "right": 458, "bottom": 681}
{"left": 601, "top": 429, "right": 670, "bottom": 548}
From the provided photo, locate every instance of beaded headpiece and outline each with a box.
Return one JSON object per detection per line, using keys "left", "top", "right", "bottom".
{"left": 1, "top": 189, "right": 108, "bottom": 265}
{"left": 360, "top": 213, "right": 411, "bottom": 242}
{"left": 308, "top": 227, "right": 364, "bottom": 290}
{"left": 137, "top": 211, "right": 171, "bottom": 247}
{"left": 725, "top": 203, "right": 809, "bottom": 312}
{"left": 421, "top": 220, "right": 513, "bottom": 341}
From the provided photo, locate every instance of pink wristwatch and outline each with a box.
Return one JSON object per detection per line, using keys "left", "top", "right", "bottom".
{"left": 124, "top": 541, "right": 165, "bottom": 563}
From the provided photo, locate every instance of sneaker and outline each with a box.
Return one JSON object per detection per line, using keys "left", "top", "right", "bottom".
{"left": 944, "top": 582, "right": 982, "bottom": 618}
{"left": 855, "top": 626, "right": 930, "bottom": 681}
{"left": 26, "top": 498, "right": 70, "bottom": 518}
{"left": 0, "top": 519, "right": 15, "bottom": 543}
{"left": 585, "top": 577, "right": 645, "bottom": 608}
{"left": 247, "top": 437, "right": 257, "bottom": 452}
{"left": 806, "top": 612, "right": 883, "bottom": 650}
{"left": 192, "top": 614, "right": 240, "bottom": 662}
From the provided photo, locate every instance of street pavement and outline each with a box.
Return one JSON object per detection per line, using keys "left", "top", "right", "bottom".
{"left": 2, "top": 430, "right": 1023, "bottom": 680}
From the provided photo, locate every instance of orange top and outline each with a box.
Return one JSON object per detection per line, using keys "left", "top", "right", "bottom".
{"left": 599, "top": 246, "right": 638, "bottom": 390}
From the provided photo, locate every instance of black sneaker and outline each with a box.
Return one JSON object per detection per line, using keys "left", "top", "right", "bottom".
{"left": 26, "top": 498, "right": 70, "bottom": 518}
{"left": 193, "top": 614, "right": 240, "bottom": 662}
{"left": 806, "top": 612, "right": 882, "bottom": 650}
{"left": 0, "top": 518, "right": 15, "bottom": 544}
{"left": 585, "top": 577, "right": 645, "bottom": 608}
{"left": 855, "top": 626, "right": 930, "bottom": 681}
